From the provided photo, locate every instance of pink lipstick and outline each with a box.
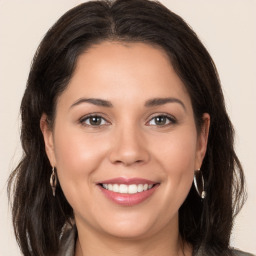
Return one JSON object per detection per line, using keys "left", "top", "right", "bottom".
{"left": 97, "top": 177, "right": 160, "bottom": 206}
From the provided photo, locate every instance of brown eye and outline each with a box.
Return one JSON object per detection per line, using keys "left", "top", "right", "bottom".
{"left": 148, "top": 115, "right": 176, "bottom": 126}
{"left": 154, "top": 116, "right": 168, "bottom": 125}
{"left": 81, "top": 116, "right": 108, "bottom": 126}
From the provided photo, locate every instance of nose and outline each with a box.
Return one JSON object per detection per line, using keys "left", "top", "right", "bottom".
{"left": 109, "top": 125, "right": 150, "bottom": 166}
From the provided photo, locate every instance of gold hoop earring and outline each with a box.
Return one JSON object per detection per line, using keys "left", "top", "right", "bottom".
{"left": 50, "top": 166, "right": 57, "bottom": 197}
{"left": 193, "top": 169, "right": 206, "bottom": 199}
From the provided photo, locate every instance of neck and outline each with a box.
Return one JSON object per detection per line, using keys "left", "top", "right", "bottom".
{"left": 76, "top": 236, "right": 191, "bottom": 256}
{"left": 74, "top": 217, "right": 192, "bottom": 256}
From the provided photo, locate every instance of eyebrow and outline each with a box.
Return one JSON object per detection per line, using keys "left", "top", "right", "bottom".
{"left": 70, "top": 98, "right": 113, "bottom": 109}
{"left": 69, "top": 97, "right": 186, "bottom": 110}
{"left": 144, "top": 97, "right": 186, "bottom": 111}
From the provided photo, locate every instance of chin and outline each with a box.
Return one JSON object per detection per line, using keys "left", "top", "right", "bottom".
{"left": 94, "top": 209, "right": 172, "bottom": 240}
{"left": 100, "top": 222, "right": 155, "bottom": 240}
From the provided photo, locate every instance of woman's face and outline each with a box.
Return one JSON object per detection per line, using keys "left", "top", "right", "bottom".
{"left": 42, "top": 41, "right": 209, "bottom": 239}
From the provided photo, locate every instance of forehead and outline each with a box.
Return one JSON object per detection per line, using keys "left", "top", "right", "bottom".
{"left": 58, "top": 41, "right": 191, "bottom": 108}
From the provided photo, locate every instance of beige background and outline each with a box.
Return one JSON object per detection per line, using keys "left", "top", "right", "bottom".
{"left": 0, "top": 0, "right": 255, "bottom": 255}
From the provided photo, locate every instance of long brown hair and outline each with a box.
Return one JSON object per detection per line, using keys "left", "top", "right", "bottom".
{"left": 8, "top": 0, "right": 246, "bottom": 255}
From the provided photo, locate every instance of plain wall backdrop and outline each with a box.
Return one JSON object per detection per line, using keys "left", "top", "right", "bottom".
{"left": 0, "top": 0, "right": 255, "bottom": 255}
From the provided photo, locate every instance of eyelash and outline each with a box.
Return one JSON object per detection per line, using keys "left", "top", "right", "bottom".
{"left": 79, "top": 114, "right": 110, "bottom": 127}
{"left": 79, "top": 113, "right": 177, "bottom": 127}
{"left": 146, "top": 114, "right": 177, "bottom": 127}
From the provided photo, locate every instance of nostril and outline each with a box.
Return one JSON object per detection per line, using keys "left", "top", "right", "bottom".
{"left": 113, "top": 159, "right": 145, "bottom": 166}
{"left": 114, "top": 160, "right": 124, "bottom": 165}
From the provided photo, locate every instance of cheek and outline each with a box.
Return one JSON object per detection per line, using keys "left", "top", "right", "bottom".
{"left": 54, "top": 123, "right": 106, "bottom": 169}
{"left": 52, "top": 124, "right": 107, "bottom": 198}
{"left": 151, "top": 127, "right": 197, "bottom": 195}
{"left": 154, "top": 128, "right": 197, "bottom": 171}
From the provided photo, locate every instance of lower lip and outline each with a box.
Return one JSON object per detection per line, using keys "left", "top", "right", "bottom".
{"left": 98, "top": 184, "right": 160, "bottom": 206}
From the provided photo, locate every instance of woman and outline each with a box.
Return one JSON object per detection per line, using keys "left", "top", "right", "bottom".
{"left": 8, "top": 0, "right": 254, "bottom": 255}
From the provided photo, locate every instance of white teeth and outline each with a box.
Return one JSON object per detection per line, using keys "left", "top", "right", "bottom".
{"left": 119, "top": 184, "right": 128, "bottom": 193}
{"left": 113, "top": 184, "right": 119, "bottom": 192}
{"left": 101, "top": 183, "right": 154, "bottom": 194}
{"left": 128, "top": 184, "right": 137, "bottom": 194}
{"left": 138, "top": 184, "right": 144, "bottom": 192}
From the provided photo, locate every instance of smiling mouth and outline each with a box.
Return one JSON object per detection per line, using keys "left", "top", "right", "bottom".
{"left": 97, "top": 177, "right": 160, "bottom": 206}
{"left": 99, "top": 183, "right": 158, "bottom": 194}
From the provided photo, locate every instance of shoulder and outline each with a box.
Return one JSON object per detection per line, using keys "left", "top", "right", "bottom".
{"left": 196, "top": 247, "right": 255, "bottom": 256}
{"left": 58, "top": 222, "right": 77, "bottom": 256}
{"left": 232, "top": 248, "right": 256, "bottom": 256}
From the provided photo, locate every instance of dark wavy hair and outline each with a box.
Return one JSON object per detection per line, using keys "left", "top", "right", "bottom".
{"left": 8, "top": 0, "right": 246, "bottom": 255}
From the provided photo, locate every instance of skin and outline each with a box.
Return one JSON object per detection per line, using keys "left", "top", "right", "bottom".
{"left": 41, "top": 41, "right": 210, "bottom": 256}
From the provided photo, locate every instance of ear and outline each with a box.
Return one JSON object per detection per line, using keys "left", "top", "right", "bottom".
{"left": 195, "top": 113, "right": 210, "bottom": 170}
{"left": 40, "top": 113, "right": 56, "bottom": 167}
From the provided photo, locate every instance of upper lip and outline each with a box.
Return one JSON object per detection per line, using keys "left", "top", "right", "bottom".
{"left": 97, "top": 177, "right": 159, "bottom": 185}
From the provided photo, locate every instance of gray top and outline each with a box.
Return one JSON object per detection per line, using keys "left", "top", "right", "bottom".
{"left": 58, "top": 224, "right": 255, "bottom": 256}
